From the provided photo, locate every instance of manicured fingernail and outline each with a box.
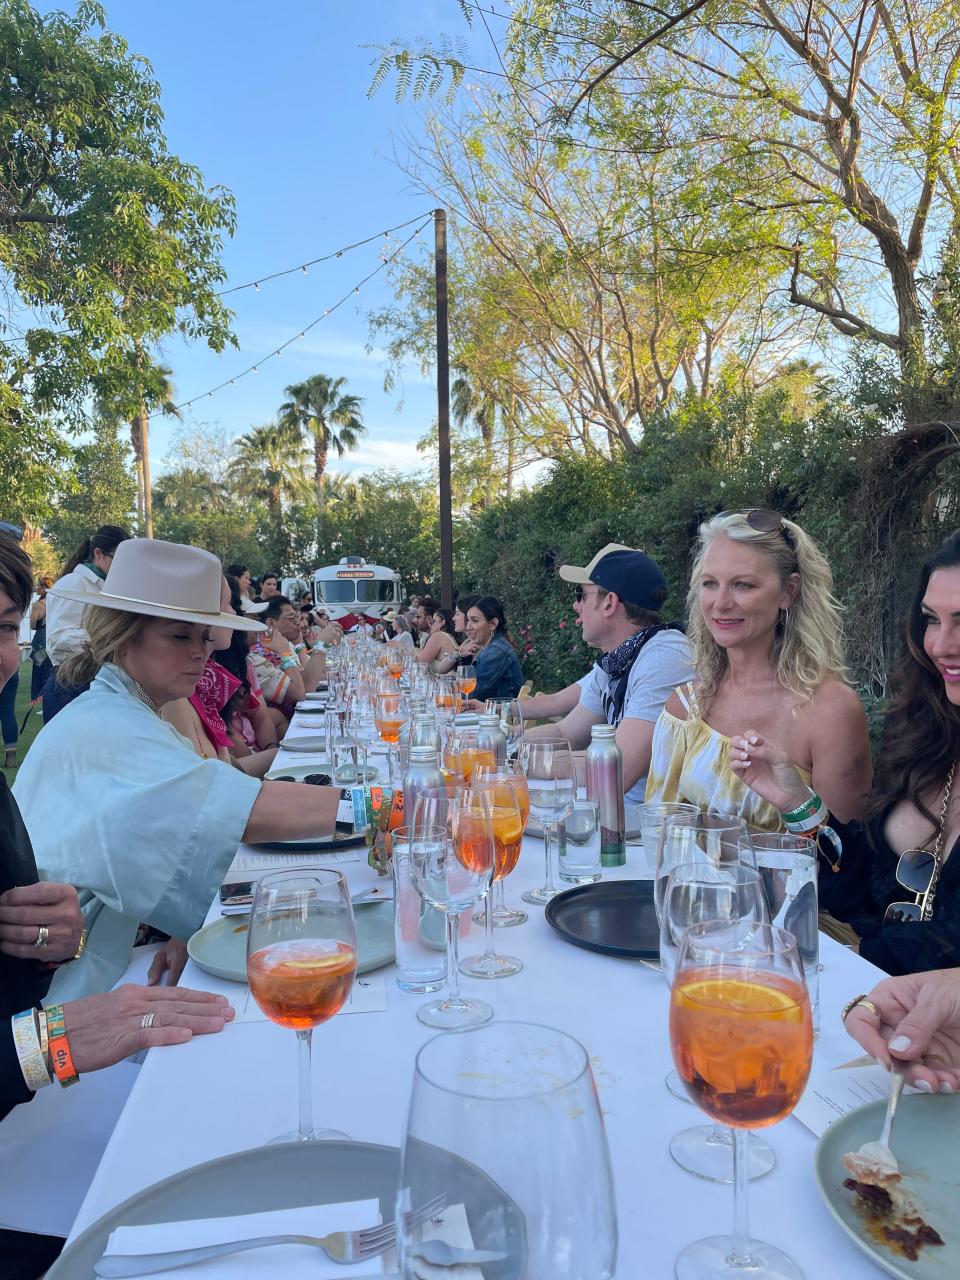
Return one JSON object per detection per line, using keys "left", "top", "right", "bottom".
{"left": 939, "top": 1083, "right": 954, "bottom": 1094}
{"left": 889, "top": 1035, "right": 911, "bottom": 1052}
{"left": 913, "top": 1079, "right": 933, "bottom": 1092}
{"left": 749, "top": 736, "right": 758, "bottom": 744}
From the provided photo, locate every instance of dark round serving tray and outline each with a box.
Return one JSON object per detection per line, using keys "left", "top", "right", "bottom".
{"left": 544, "top": 879, "right": 660, "bottom": 959}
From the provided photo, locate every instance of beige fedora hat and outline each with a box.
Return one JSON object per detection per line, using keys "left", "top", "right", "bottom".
{"left": 49, "top": 538, "right": 266, "bottom": 631}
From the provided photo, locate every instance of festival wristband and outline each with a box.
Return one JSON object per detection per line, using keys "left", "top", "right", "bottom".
{"left": 782, "top": 790, "right": 822, "bottom": 824}
{"left": 48, "top": 1027, "right": 80, "bottom": 1088}
{"left": 784, "top": 798, "right": 829, "bottom": 835}
{"left": 11, "top": 1010, "right": 52, "bottom": 1091}
{"left": 37, "top": 1006, "right": 49, "bottom": 1066}
{"left": 45, "top": 1003, "right": 66, "bottom": 1041}
{"left": 280, "top": 656, "right": 299, "bottom": 671}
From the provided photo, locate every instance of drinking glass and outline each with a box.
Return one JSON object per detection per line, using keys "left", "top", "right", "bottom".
{"left": 392, "top": 827, "right": 447, "bottom": 993}
{"left": 387, "top": 652, "right": 405, "bottom": 681}
{"left": 559, "top": 798, "right": 602, "bottom": 883}
{"left": 474, "top": 763, "right": 529, "bottom": 926}
{"left": 246, "top": 869, "right": 357, "bottom": 1143}
{"left": 485, "top": 697, "right": 524, "bottom": 759}
{"left": 456, "top": 662, "right": 477, "bottom": 699}
{"left": 655, "top": 814, "right": 754, "bottom": 923}
{"left": 635, "top": 801, "right": 699, "bottom": 879}
{"left": 747, "top": 833, "right": 821, "bottom": 1038}
{"left": 434, "top": 673, "right": 460, "bottom": 722}
{"left": 670, "top": 921, "right": 813, "bottom": 1280}
{"left": 409, "top": 791, "right": 495, "bottom": 1028}
{"left": 398, "top": 1021, "right": 617, "bottom": 1280}
{"left": 375, "top": 690, "right": 406, "bottom": 746}
{"left": 332, "top": 734, "right": 365, "bottom": 784}
{"left": 659, "top": 863, "right": 769, "bottom": 988}
{"left": 444, "top": 729, "right": 496, "bottom": 785}
{"left": 460, "top": 779, "right": 524, "bottom": 977}
{"left": 521, "top": 739, "right": 575, "bottom": 905}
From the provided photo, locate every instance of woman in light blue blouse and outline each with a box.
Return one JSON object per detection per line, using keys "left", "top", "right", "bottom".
{"left": 463, "top": 596, "right": 524, "bottom": 702}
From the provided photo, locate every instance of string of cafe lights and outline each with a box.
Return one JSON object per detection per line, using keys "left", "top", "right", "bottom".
{"left": 174, "top": 214, "right": 434, "bottom": 412}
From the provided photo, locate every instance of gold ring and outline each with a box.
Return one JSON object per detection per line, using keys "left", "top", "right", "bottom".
{"left": 841, "top": 994, "right": 880, "bottom": 1023}
{"left": 73, "top": 928, "right": 87, "bottom": 961}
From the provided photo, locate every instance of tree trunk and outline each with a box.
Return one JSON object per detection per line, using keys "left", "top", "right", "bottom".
{"left": 140, "top": 399, "right": 153, "bottom": 539}
{"left": 314, "top": 434, "right": 328, "bottom": 511}
{"left": 130, "top": 414, "right": 145, "bottom": 531}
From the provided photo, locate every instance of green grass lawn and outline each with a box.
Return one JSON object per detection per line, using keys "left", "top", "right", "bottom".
{"left": 1, "top": 658, "right": 45, "bottom": 782}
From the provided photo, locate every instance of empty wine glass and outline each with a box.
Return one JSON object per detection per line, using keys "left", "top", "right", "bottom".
{"left": 485, "top": 698, "right": 523, "bottom": 759}
{"left": 520, "top": 739, "right": 575, "bottom": 905}
{"left": 671, "top": 921, "right": 813, "bottom": 1280}
{"left": 246, "top": 870, "right": 357, "bottom": 1143}
{"left": 398, "top": 1021, "right": 617, "bottom": 1280}
{"left": 408, "top": 796, "right": 495, "bottom": 1028}
{"left": 655, "top": 813, "right": 754, "bottom": 923}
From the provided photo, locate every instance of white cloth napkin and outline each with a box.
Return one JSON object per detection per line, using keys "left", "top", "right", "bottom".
{"left": 103, "top": 1197, "right": 383, "bottom": 1278}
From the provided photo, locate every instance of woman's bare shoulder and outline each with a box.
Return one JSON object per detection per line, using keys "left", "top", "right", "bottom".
{"left": 664, "top": 682, "right": 698, "bottom": 722}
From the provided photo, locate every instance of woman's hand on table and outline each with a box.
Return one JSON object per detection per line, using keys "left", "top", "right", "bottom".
{"left": 147, "top": 937, "right": 189, "bottom": 986}
{"left": 844, "top": 969, "right": 960, "bottom": 1093}
{"left": 728, "top": 730, "right": 810, "bottom": 814}
{"left": 62, "top": 984, "right": 235, "bottom": 1072}
{"left": 0, "top": 880, "right": 83, "bottom": 961}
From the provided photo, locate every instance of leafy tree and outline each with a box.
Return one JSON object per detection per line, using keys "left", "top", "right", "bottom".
{"left": 0, "top": 0, "right": 235, "bottom": 452}
{"left": 227, "top": 422, "right": 311, "bottom": 567}
{"left": 0, "top": 399, "right": 70, "bottom": 530}
{"left": 44, "top": 421, "right": 137, "bottom": 560}
{"left": 279, "top": 374, "right": 366, "bottom": 509}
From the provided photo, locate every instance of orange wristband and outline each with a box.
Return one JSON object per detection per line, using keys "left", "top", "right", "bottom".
{"left": 48, "top": 1032, "right": 80, "bottom": 1088}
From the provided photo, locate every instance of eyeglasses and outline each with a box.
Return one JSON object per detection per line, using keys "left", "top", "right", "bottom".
{"left": 574, "top": 584, "right": 604, "bottom": 604}
{"left": 718, "top": 508, "right": 794, "bottom": 547}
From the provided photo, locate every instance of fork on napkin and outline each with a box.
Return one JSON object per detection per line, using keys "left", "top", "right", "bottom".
{"left": 98, "top": 1198, "right": 384, "bottom": 1278}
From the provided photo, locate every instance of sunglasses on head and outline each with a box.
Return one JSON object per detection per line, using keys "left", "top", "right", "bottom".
{"left": 718, "top": 508, "right": 794, "bottom": 546}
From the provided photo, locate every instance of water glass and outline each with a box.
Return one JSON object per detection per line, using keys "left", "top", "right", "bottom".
{"left": 634, "top": 801, "right": 699, "bottom": 877}
{"left": 655, "top": 814, "right": 754, "bottom": 922}
{"left": 332, "top": 734, "right": 365, "bottom": 784}
{"left": 659, "top": 862, "right": 768, "bottom": 987}
{"left": 559, "top": 798, "right": 601, "bottom": 883}
{"left": 520, "top": 738, "right": 575, "bottom": 905}
{"left": 747, "top": 833, "right": 821, "bottom": 1037}
{"left": 392, "top": 827, "right": 446, "bottom": 994}
{"left": 398, "top": 1021, "right": 617, "bottom": 1280}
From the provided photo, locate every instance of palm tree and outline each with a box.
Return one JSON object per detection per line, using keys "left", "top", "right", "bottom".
{"left": 228, "top": 422, "right": 310, "bottom": 563}
{"left": 279, "top": 374, "right": 366, "bottom": 508}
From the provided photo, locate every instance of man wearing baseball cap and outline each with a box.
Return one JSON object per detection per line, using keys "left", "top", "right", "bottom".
{"left": 523, "top": 543, "right": 694, "bottom": 801}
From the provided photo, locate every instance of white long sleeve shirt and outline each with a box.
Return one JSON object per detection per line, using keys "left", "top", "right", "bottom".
{"left": 44, "top": 563, "right": 103, "bottom": 666}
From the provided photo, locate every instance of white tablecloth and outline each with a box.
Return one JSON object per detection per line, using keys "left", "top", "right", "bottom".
{"left": 68, "top": 721, "right": 892, "bottom": 1278}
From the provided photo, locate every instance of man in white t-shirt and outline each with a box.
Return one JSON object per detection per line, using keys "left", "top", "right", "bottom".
{"left": 523, "top": 544, "right": 694, "bottom": 801}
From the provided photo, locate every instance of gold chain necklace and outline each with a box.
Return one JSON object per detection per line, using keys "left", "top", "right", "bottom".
{"left": 131, "top": 679, "right": 161, "bottom": 718}
{"left": 920, "top": 762, "right": 956, "bottom": 922}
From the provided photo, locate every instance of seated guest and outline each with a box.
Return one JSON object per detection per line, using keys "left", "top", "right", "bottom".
{"left": 225, "top": 563, "right": 253, "bottom": 605}
{"left": 259, "top": 570, "right": 281, "bottom": 599}
{"left": 0, "top": 535, "right": 233, "bottom": 1276}
{"left": 415, "top": 596, "right": 439, "bottom": 639}
{"left": 730, "top": 530, "right": 960, "bottom": 975}
{"left": 416, "top": 607, "right": 460, "bottom": 668}
{"left": 460, "top": 597, "right": 524, "bottom": 702}
{"left": 645, "top": 510, "right": 871, "bottom": 827}
{"left": 388, "top": 612, "right": 416, "bottom": 650}
{"left": 42, "top": 523, "right": 130, "bottom": 722}
{"left": 523, "top": 545, "right": 695, "bottom": 802}
{"left": 453, "top": 594, "right": 480, "bottom": 639}
{"left": 162, "top": 578, "right": 278, "bottom": 778}
{"left": 224, "top": 682, "right": 259, "bottom": 755}
{"left": 222, "top": 575, "right": 286, "bottom": 743}
{"left": 14, "top": 539, "right": 342, "bottom": 1000}
{"left": 249, "top": 596, "right": 325, "bottom": 718}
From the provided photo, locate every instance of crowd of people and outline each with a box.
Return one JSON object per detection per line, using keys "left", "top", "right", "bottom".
{"left": 3, "top": 508, "right": 960, "bottom": 1271}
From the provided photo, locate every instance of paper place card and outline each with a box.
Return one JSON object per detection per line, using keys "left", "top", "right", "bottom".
{"left": 793, "top": 1060, "right": 915, "bottom": 1137}
{"left": 231, "top": 973, "right": 388, "bottom": 1024}
{"left": 227, "top": 848, "right": 361, "bottom": 878}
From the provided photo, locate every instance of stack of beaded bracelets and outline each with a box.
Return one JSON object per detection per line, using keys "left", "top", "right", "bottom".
{"left": 11, "top": 1002, "right": 79, "bottom": 1092}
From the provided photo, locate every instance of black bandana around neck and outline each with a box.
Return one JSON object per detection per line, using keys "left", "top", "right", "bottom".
{"left": 597, "top": 622, "right": 683, "bottom": 725}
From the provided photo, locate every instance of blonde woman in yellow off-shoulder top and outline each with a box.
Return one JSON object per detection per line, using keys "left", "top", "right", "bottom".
{"left": 645, "top": 510, "right": 872, "bottom": 828}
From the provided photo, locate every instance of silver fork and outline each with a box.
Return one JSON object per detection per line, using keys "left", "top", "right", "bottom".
{"left": 93, "top": 1193, "right": 448, "bottom": 1277}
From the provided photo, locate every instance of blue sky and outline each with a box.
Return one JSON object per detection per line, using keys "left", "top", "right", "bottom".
{"left": 87, "top": 0, "right": 479, "bottom": 479}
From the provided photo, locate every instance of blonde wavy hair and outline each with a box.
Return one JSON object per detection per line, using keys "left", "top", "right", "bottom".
{"left": 686, "top": 512, "right": 847, "bottom": 707}
{"left": 58, "top": 606, "right": 149, "bottom": 687}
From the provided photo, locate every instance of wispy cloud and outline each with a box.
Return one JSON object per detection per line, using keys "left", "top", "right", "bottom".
{"left": 235, "top": 322, "right": 433, "bottom": 386}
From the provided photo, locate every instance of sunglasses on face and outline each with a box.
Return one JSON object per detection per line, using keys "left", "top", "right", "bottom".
{"left": 574, "top": 584, "right": 603, "bottom": 604}
{"left": 883, "top": 847, "right": 939, "bottom": 925}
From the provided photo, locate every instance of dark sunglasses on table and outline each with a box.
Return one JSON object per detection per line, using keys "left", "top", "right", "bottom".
{"left": 884, "top": 848, "right": 938, "bottom": 925}
{"left": 718, "top": 508, "right": 794, "bottom": 546}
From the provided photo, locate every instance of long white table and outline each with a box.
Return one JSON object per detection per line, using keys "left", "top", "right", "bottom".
{"left": 68, "top": 719, "right": 892, "bottom": 1278}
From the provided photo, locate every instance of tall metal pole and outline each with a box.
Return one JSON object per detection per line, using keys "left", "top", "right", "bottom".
{"left": 434, "top": 208, "right": 454, "bottom": 609}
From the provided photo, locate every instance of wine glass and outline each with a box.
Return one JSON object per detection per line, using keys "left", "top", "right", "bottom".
{"left": 655, "top": 813, "right": 754, "bottom": 923}
{"left": 433, "top": 673, "right": 460, "bottom": 726}
{"left": 444, "top": 729, "right": 496, "bottom": 785}
{"left": 408, "top": 796, "right": 495, "bottom": 1028}
{"left": 485, "top": 697, "right": 523, "bottom": 759}
{"left": 460, "top": 778, "right": 524, "bottom": 977}
{"left": 398, "top": 1021, "right": 617, "bottom": 1280}
{"left": 670, "top": 920, "right": 813, "bottom": 1280}
{"left": 521, "top": 739, "right": 575, "bottom": 905}
{"left": 456, "top": 662, "right": 477, "bottom": 700}
{"left": 474, "top": 763, "right": 529, "bottom": 926}
{"left": 659, "top": 863, "right": 769, "bottom": 988}
{"left": 635, "top": 800, "right": 699, "bottom": 879}
{"left": 375, "top": 690, "right": 406, "bottom": 746}
{"left": 246, "top": 869, "right": 357, "bottom": 1143}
